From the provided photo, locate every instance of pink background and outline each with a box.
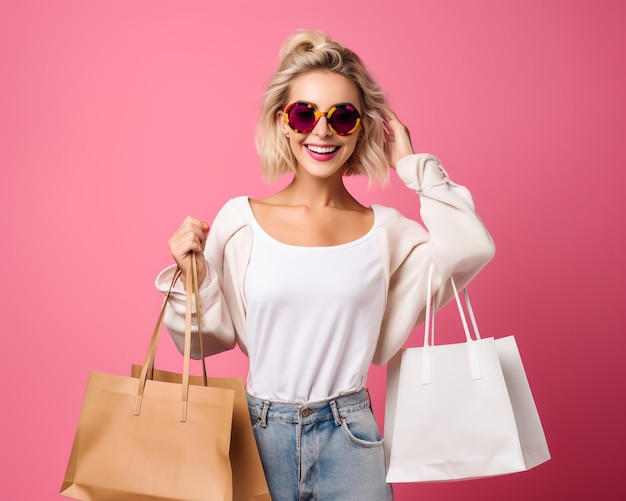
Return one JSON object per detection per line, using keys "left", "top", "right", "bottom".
{"left": 2, "top": 0, "right": 625, "bottom": 499}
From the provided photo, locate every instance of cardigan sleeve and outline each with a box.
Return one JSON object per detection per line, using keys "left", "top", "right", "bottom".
{"left": 373, "top": 153, "right": 495, "bottom": 365}
{"left": 154, "top": 201, "right": 243, "bottom": 359}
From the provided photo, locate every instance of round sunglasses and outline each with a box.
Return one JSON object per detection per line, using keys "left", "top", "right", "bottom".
{"left": 284, "top": 102, "right": 361, "bottom": 136}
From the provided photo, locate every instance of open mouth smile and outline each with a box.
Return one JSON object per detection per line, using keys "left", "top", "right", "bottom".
{"left": 306, "top": 145, "right": 339, "bottom": 154}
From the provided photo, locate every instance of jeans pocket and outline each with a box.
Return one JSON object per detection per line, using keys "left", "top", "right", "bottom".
{"left": 340, "top": 408, "right": 384, "bottom": 448}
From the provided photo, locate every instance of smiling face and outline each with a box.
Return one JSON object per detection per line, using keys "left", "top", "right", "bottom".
{"left": 278, "top": 70, "right": 362, "bottom": 181}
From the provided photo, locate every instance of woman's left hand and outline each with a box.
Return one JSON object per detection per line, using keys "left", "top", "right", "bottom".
{"left": 382, "top": 109, "right": 415, "bottom": 169}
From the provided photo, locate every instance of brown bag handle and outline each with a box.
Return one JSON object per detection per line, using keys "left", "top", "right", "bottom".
{"left": 134, "top": 253, "right": 207, "bottom": 421}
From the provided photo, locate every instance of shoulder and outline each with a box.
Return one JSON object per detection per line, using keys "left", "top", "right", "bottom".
{"left": 210, "top": 196, "right": 253, "bottom": 246}
{"left": 213, "top": 196, "right": 248, "bottom": 227}
{"left": 371, "top": 205, "right": 429, "bottom": 270}
{"left": 372, "top": 204, "right": 428, "bottom": 243}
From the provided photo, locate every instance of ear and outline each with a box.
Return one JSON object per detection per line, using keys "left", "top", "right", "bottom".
{"left": 276, "top": 110, "right": 290, "bottom": 135}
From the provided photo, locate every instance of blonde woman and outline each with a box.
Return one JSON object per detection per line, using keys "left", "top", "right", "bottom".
{"left": 158, "top": 30, "right": 495, "bottom": 500}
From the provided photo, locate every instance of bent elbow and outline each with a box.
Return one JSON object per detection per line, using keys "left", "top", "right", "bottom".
{"left": 475, "top": 233, "right": 496, "bottom": 268}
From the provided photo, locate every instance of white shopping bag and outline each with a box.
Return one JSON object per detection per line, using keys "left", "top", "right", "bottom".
{"left": 384, "top": 271, "right": 550, "bottom": 482}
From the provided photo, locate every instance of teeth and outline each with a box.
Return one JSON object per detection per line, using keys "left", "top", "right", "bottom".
{"left": 307, "top": 145, "right": 337, "bottom": 154}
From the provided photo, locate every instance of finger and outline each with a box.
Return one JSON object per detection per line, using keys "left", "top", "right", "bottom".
{"left": 383, "top": 111, "right": 407, "bottom": 134}
{"left": 182, "top": 232, "right": 205, "bottom": 253}
{"left": 172, "top": 218, "right": 209, "bottom": 244}
{"left": 178, "top": 216, "right": 205, "bottom": 236}
{"left": 169, "top": 231, "right": 205, "bottom": 263}
{"left": 382, "top": 108, "right": 399, "bottom": 122}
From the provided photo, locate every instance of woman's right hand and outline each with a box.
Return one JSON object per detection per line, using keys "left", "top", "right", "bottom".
{"left": 168, "top": 216, "right": 210, "bottom": 285}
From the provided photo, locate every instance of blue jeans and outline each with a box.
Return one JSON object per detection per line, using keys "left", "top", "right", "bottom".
{"left": 247, "top": 389, "right": 394, "bottom": 501}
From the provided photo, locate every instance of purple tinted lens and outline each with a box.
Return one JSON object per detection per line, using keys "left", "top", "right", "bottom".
{"left": 329, "top": 105, "right": 359, "bottom": 134}
{"left": 288, "top": 104, "right": 316, "bottom": 131}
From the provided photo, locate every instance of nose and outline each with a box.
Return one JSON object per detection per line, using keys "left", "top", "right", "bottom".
{"left": 312, "top": 115, "right": 333, "bottom": 137}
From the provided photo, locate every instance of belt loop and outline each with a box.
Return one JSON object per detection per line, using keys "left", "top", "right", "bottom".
{"left": 261, "top": 400, "right": 270, "bottom": 428}
{"left": 329, "top": 400, "right": 341, "bottom": 426}
{"left": 365, "top": 388, "right": 372, "bottom": 409}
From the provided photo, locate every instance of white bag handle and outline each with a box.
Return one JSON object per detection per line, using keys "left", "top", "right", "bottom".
{"left": 450, "top": 275, "right": 482, "bottom": 342}
{"left": 421, "top": 264, "right": 435, "bottom": 384}
{"left": 421, "top": 266, "right": 483, "bottom": 384}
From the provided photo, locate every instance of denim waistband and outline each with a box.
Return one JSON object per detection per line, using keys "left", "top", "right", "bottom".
{"left": 246, "top": 389, "right": 371, "bottom": 426}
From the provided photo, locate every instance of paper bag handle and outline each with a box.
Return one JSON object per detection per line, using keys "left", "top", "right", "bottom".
{"left": 450, "top": 276, "right": 482, "bottom": 342}
{"left": 134, "top": 253, "right": 207, "bottom": 421}
{"left": 421, "top": 267, "right": 483, "bottom": 384}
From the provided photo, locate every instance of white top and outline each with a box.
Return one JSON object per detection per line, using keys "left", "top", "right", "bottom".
{"left": 240, "top": 197, "right": 386, "bottom": 403}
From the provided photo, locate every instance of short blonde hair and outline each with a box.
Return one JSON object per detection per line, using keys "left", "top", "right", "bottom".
{"left": 256, "top": 30, "right": 390, "bottom": 185}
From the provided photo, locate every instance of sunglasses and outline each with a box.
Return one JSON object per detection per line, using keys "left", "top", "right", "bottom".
{"left": 284, "top": 102, "right": 361, "bottom": 136}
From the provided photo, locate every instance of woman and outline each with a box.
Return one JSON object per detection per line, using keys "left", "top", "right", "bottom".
{"left": 157, "top": 30, "right": 495, "bottom": 500}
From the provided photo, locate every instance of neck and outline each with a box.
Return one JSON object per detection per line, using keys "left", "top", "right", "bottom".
{"left": 280, "top": 170, "right": 356, "bottom": 209}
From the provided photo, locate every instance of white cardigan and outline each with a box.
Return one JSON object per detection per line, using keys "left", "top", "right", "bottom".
{"left": 156, "top": 153, "right": 495, "bottom": 366}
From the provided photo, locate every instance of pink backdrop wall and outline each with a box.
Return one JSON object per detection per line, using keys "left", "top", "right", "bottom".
{"left": 2, "top": 1, "right": 625, "bottom": 499}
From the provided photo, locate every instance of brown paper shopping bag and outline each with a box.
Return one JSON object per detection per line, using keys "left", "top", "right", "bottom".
{"left": 131, "top": 365, "right": 271, "bottom": 501}
{"left": 61, "top": 256, "right": 236, "bottom": 500}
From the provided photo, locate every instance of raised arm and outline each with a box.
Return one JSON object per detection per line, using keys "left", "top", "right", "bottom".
{"left": 373, "top": 111, "right": 495, "bottom": 365}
